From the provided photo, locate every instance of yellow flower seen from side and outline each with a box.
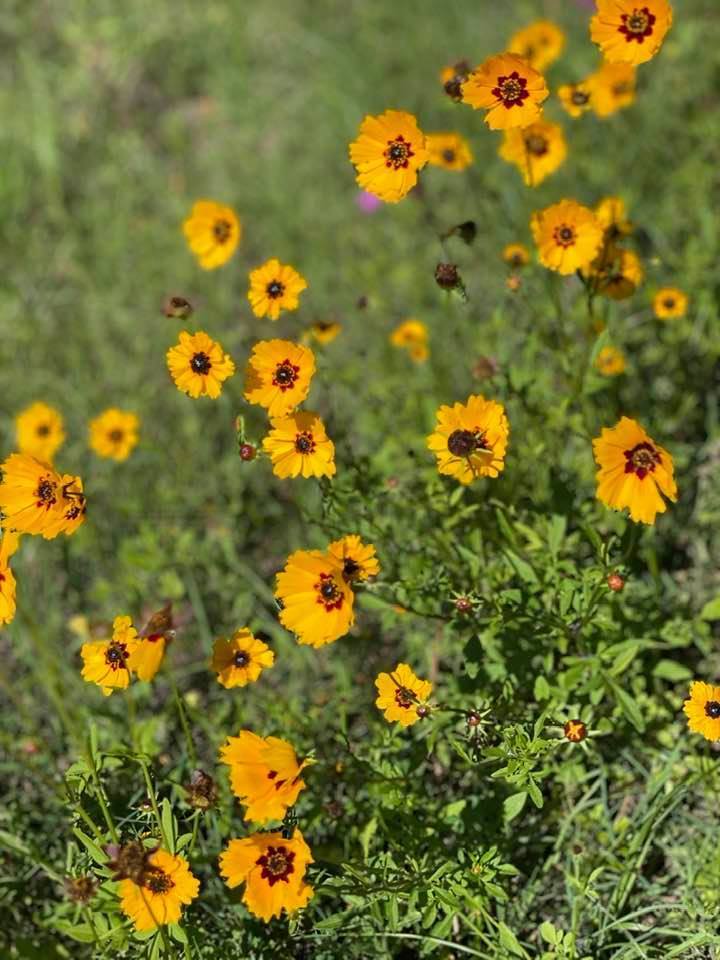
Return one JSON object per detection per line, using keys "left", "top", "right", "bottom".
{"left": 0, "top": 530, "right": 21, "bottom": 626}
{"left": 219, "top": 829, "right": 313, "bottom": 923}
{"left": 440, "top": 61, "right": 472, "bottom": 100}
{"left": 80, "top": 615, "right": 140, "bottom": 696}
{"left": 503, "top": 244, "right": 530, "bottom": 268}
{"left": 327, "top": 535, "right": 380, "bottom": 584}
{"left": 390, "top": 320, "right": 429, "bottom": 363}
{"left": 590, "top": 0, "right": 673, "bottom": 66}
{"left": 595, "top": 346, "right": 627, "bottom": 376}
{"left": 557, "top": 80, "right": 594, "bottom": 118}
{"left": 683, "top": 682, "right": 720, "bottom": 742}
{"left": 598, "top": 248, "right": 644, "bottom": 301}
{"left": 127, "top": 635, "right": 166, "bottom": 682}
{"left": 349, "top": 110, "right": 429, "bottom": 203}
{"left": 211, "top": 629, "right": 275, "bottom": 689}
{"left": 262, "top": 411, "right": 336, "bottom": 479}
{"left": 166, "top": 331, "right": 235, "bottom": 399}
{"left": 595, "top": 196, "right": 633, "bottom": 238}
{"left": 0, "top": 454, "right": 86, "bottom": 540}
{"left": 309, "top": 321, "right": 341, "bottom": 345}
{"left": 531, "top": 200, "right": 604, "bottom": 275}
{"left": 16, "top": 403, "right": 65, "bottom": 464}
{"left": 426, "top": 133, "right": 473, "bottom": 171}
{"left": 593, "top": 417, "right": 677, "bottom": 525}
{"left": 498, "top": 119, "right": 566, "bottom": 187}
{"left": 508, "top": 20, "right": 566, "bottom": 72}
{"left": 589, "top": 62, "right": 637, "bottom": 116}
{"left": 244, "top": 340, "right": 316, "bottom": 418}
{"left": 219, "top": 730, "right": 307, "bottom": 822}
{"left": 427, "top": 395, "right": 509, "bottom": 485}
{"left": 653, "top": 287, "right": 688, "bottom": 319}
{"left": 375, "top": 663, "right": 433, "bottom": 727}
{"left": 119, "top": 849, "right": 200, "bottom": 932}
{"left": 183, "top": 200, "right": 240, "bottom": 270}
{"left": 462, "top": 53, "right": 548, "bottom": 130}
{"left": 275, "top": 549, "right": 354, "bottom": 648}
{"left": 89, "top": 409, "right": 139, "bottom": 462}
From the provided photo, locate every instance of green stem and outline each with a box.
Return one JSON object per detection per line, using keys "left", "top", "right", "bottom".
{"left": 85, "top": 743, "right": 118, "bottom": 843}
{"left": 169, "top": 674, "right": 197, "bottom": 767}
{"left": 137, "top": 758, "right": 170, "bottom": 849}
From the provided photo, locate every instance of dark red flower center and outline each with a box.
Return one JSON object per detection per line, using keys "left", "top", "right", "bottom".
{"left": 447, "top": 429, "right": 490, "bottom": 457}
{"left": 525, "top": 134, "right": 548, "bottom": 156}
{"left": 267, "top": 769, "right": 288, "bottom": 791}
{"left": 619, "top": 7, "right": 655, "bottom": 42}
{"left": 394, "top": 686, "right": 414, "bottom": 709}
{"left": 342, "top": 558, "right": 361, "bottom": 582}
{"left": 273, "top": 361, "right": 300, "bottom": 391}
{"left": 144, "top": 867, "right": 174, "bottom": 894}
{"left": 233, "top": 650, "right": 250, "bottom": 668}
{"left": 35, "top": 478, "right": 58, "bottom": 509}
{"left": 213, "top": 218, "right": 232, "bottom": 243}
{"left": 442, "top": 148, "right": 456, "bottom": 164}
{"left": 295, "top": 431, "right": 316, "bottom": 455}
{"left": 315, "top": 573, "right": 343, "bottom": 611}
{"left": 257, "top": 845, "right": 295, "bottom": 886}
{"left": 384, "top": 135, "right": 414, "bottom": 170}
{"left": 266, "top": 280, "right": 285, "bottom": 299}
{"left": 492, "top": 71, "right": 529, "bottom": 108}
{"left": 190, "top": 352, "right": 212, "bottom": 374}
{"left": 105, "top": 641, "right": 129, "bottom": 671}
{"left": 624, "top": 441, "right": 661, "bottom": 479}
{"left": 705, "top": 701, "right": 720, "bottom": 719}
{"left": 553, "top": 225, "right": 576, "bottom": 248}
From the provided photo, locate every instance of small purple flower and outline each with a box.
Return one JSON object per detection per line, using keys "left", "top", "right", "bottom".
{"left": 356, "top": 190, "right": 382, "bottom": 214}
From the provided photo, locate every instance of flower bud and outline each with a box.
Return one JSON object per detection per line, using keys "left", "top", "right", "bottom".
{"left": 455, "top": 597, "right": 473, "bottom": 614}
{"left": 435, "top": 262, "right": 461, "bottom": 290}
{"left": 506, "top": 274, "right": 522, "bottom": 292}
{"left": 563, "top": 719, "right": 587, "bottom": 743}
{"left": 473, "top": 356, "right": 499, "bottom": 380}
{"left": 607, "top": 572, "right": 625, "bottom": 592}
{"left": 162, "top": 296, "right": 194, "bottom": 319}
{"left": 416, "top": 704, "right": 431, "bottom": 719}
{"left": 466, "top": 710, "right": 482, "bottom": 728}
{"left": 239, "top": 443, "right": 257, "bottom": 462}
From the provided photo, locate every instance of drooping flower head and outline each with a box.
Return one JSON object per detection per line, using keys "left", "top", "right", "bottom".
{"left": 588, "top": 62, "right": 637, "bottom": 116}
{"left": 327, "top": 535, "right": 380, "bottom": 584}
{"left": 0, "top": 530, "right": 20, "bottom": 626}
{"left": 248, "top": 259, "right": 308, "bottom": 320}
{"left": 531, "top": 200, "right": 604, "bottom": 274}
{"left": 595, "top": 247, "right": 644, "bottom": 300}
{"left": 557, "top": 80, "right": 594, "bottom": 117}
{"left": 595, "top": 346, "right": 627, "bottom": 376}
{"left": 503, "top": 244, "right": 530, "bottom": 268}
{"left": 262, "top": 411, "right": 336, "bottom": 479}
{"left": 275, "top": 549, "right": 354, "bottom": 648}
{"left": 89, "top": 409, "right": 140, "bottom": 462}
{"left": 183, "top": 200, "right": 241, "bottom": 270}
{"left": 498, "top": 119, "right": 567, "bottom": 187}
{"left": 653, "top": 287, "right": 688, "bottom": 320}
{"left": 15, "top": 403, "right": 65, "bottom": 464}
{"left": 119, "top": 849, "right": 199, "bottom": 931}
{"left": 427, "top": 395, "right": 509, "bottom": 485}
{"left": 0, "top": 454, "right": 86, "bottom": 539}
{"left": 219, "top": 829, "right": 313, "bottom": 922}
{"left": 390, "top": 320, "right": 429, "bottom": 363}
{"left": 167, "top": 331, "right": 235, "bottom": 399}
{"left": 595, "top": 196, "right": 633, "bottom": 239}
{"left": 219, "top": 730, "right": 307, "bottom": 822}
{"left": 426, "top": 133, "right": 473, "bottom": 171}
{"left": 461, "top": 54, "right": 548, "bottom": 130}
{"left": 683, "top": 682, "right": 720, "bottom": 742}
{"left": 211, "top": 629, "right": 275, "bottom": 688}
{"left": 590, "top": 0, "right": 673, "bottom": 65}
{"left": 507, "top": 20, "right": 566, "bottom": 71}
{"left": 593, "top": 417, "right": 677, "bottom": 524}
{"left": 244, "top": 340, "right": 316, "bottom": 418}
{"left": 375, "top": 663, "right": 433, "bottom": 727}
{"left": 80, "top": 615, "right": 140, "bottom": 696}
{"left": 440, "top": 60, "right": 472, "bottom": 101}
{"left": 349, "top": 110, "right": 429, "bottom": 203}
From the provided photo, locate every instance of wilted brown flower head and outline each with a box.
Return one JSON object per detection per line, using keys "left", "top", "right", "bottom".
{"left": 162, "top": 295, "right": 194, "bottom": 320}
{"left": 63, "top": 875, "right": 98, "bottom": 904}
{"left": 185, "top": 769, "right": 218, "bottom": 810}
{"left": 104, "top": 840, "right": 156, "bottom": 883}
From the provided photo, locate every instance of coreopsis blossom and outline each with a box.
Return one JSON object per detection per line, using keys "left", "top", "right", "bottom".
{"left": 653, "top": 287, "right": 688, "bottom": 319}
{"left": 309, "top": 321, "right": 341, "bottom": 345}
{"left": 507, "top": 20, "right": 566, "bottom": 71}
{"left": 462, "top": 54, "right": 548, "bottom": 130}
{"left": 563, "top": 719, "right": 588, "bottom": 742}
{"left": 595, "top": 196, "right": 633, "bottom": 238}
{"left": 275, "top": 549, "right": 354, "bottom": 648}
{"left": 590, "top": 0, "right": 673, "bottom": 66}
{"left": 244, "top": 340, "right": 316, "bottom": 418}
{"left": 15, "top": 402, "right": 65, "bottom": 463}
{"left": 0, "top": 454, "right": 86, "bottom": 539}
{"left": 166, "top": 331, "right": 235, "bottom": 399}
{"left": 211, "top": 629, "right": 275, "bottom": 688}
{"left": 80, "top": 615, "right": 140, "bottom": 696}
{"left": 589, "top": 62, "right": 637, "bottom": 116}
{"left": 502, "top": 244, "right": 530, "bottom": 268}
{"left": 683, "top": 682, "right": 720, "bottom": 742}
{"left": 262, "top": 411, "right": 336, "bottom": 479}
{"left": 89, "top": 409, "right": 139, "bottom": 462}
{"left": 427, "top": 395, "right": 509, "bottom": 485}
{"left": 390, "top": 320, "right": 429, "bottom": 362}
{"left": 595, "top": 346, "right": 627, "bottom": 376}
{"left": 557, "top": 80, "right": 593, "bottom": 117}
{"left": 593, "top": 417, "right": 677, "bottom": 524}
{"left": 328, "top": 535, "right": 380, "bottom": 584}
{"left": 182, "top": 200, "right": 241, "bottom": 270}
{"left": 248, "top": 259, "right": 308, "bottom": 320}
{"left": 375, "top": 663, "right": 433, "bottom": 727}
{"left": 219, "top": 829, "right": 313, "bottom": 922}
{"left": 219, "top": 730, "right": 307, "bottom": 822}
{"left": 498, "top": 119, "right": 566, "bottom": 187}
{"left": 426, "top": 133, "right": 473, "bottom": 171}
{"left": 348, "top": 110, "right": 429, "bottom": 203}
{"left": 119, "top": 849, "right": 199, "bottom": 932}
{"left": 0, "top": 531, "right": 20, "bottom": 625}
{"left": 597, "top": 248, "right": 644, "bottom": 300}
{"left": 125, "top": 607, "right": 171, "bottom": 683}
{"left": 531, "top": 200, "right": 604, "bottom": 274}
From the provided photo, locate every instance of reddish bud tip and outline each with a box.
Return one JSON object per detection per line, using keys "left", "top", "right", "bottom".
{"left": 607, "top": 572, "right": 625, "bottom": 593}
{"left": 239, "top": 443, "right": 257, "bottom": 462}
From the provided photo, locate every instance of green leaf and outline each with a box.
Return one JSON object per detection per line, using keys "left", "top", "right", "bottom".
{"left": 700, "top": 596, "right": 720, "bottom": 621}
{"left": 610, "top": 682, "right": 646, "bottom": 732}
{"left": 72, "top": 828, "right": 109, "bottom": 866}
{"left": 534, "top": 675, "right": 550, "bottom": 700}
{"left": 359, "top": 817, "right": 377, "bottom": 860}
{"left": 540, "top": 921, "right": 560, "bottom": 945}
{"left": 503, "top": 792, "right": 527, "bottom": 824}
{"left": 527, "top": 780, "right": 543, "bottom": 809}
{"left": 498, "top": 921, "right": 525, "bottom": 956}
{"left": 588, "top": 326, "right": 610, "bottom": 367}
{"left": 653, "top": 659, "right": 693, "bottom": 682}
{"left": 160, "top": 798, "right": 176, "bottom": 854}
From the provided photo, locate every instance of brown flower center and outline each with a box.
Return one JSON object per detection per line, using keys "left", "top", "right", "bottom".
{"left": 144, "top": 867, "right": 174, "bottom": 894}
{"left": 442, "top": 148, "right": 456, "bottom": 164}
{"left": 108, "top": 429, "right": 124, "bottom": 444}
{"left": 663, "top": 297, "right": 676, "bottom": 309}
{"left": 447, "top": 429, "right": 490, "bottom": 457}
{"left": 257, "top": 845, "right": 295, "bottom": 886}
{"left": 492, "top": 71, "right": 529, "bottom": 108}
{"left": 705, "top": 701, "right": 720, "bottom": 719}
{"left": 315, "top": 573, "right": 343, "bottom": 611}
{"left": 571, "top": 89, "right": 590, "bottom": 106}
{"left": 342, "top": 558, "right": 361, "bottom": 582}
{"left": 36, "top": 424, "right": 51, "bottom": 437}
{"left": 623, "top": 441, "right": 661, "bottom": 479}
{"left": 384, "top": 135, "right": 414, "bottom": 170}
{"left": 525, "top": 134, "right": 548, "bottom": 156}
{"left": 233, "top": 650, "right": 250, "bottom": 668}
{"left": 273, "top": 360, "right": 300, "bottom": 391}
{"left": 105, "top": 641, "right": 129, "bottom": 671}
{"left": 619, "top": 7, "right": 655, "bottom": 41}
{"left": 553, "top": 225, "right": 576, "bottom": 247}
{"left": 266, "top": 280, "right": 285, "bottom": 299}
{"left": 213, "top": 218, "right": 232, "bottom": 243}
{"left": 294, "top": 431, "right": 316, "bottom": 455}
{"left": 35, "top": 478, "right": 58, "bottom": 508}
{"left": 190, "top": 352, "right": 212, "bottom": 374}
{"left": 394, "top": 686, "right": 414, "bottom": 709}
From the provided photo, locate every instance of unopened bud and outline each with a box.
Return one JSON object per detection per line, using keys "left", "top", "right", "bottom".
{"left": 416, "top": 704, "right": 431, "bottom": 719}
{"left": 435, "top": 262, "right": 461, "bottom": 291}
{"left": 466, "top": 710, "right": 482, "bottom": 728}
{"left": 563, "top": 719, "right": 587, "bottom": 743}
{"left": 239, "top": 443, "right": 257, "bottom": 462}
{"left": 455, "top": 597, "right": 473, "bottom": 614}
{"left": 607, "top": 572, "right": 625, "bottom": 593}
{"left": 163, "top": 296, "right": 194, "bottom": 320}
